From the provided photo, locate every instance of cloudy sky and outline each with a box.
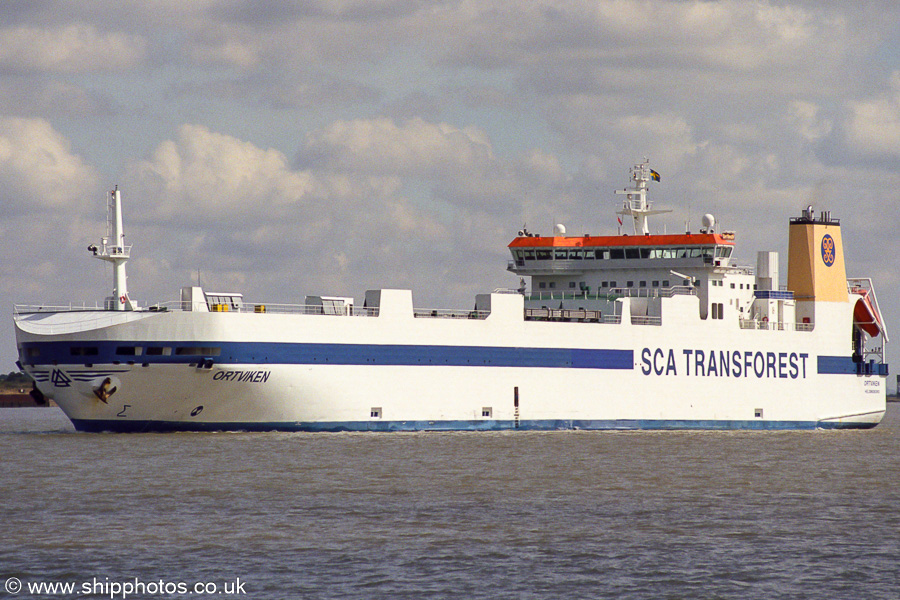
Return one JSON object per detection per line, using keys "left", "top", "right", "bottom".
{"left": 2, "top": 0, "right": 899, "bottom": 377}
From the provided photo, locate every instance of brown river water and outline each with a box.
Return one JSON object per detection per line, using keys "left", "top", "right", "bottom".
{"left": 1, "top": 405, "right": 898, "bottom": 599}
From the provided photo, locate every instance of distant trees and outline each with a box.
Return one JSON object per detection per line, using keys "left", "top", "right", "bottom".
{"left": 0, "top": 371, "right": 33, "bottom": 386}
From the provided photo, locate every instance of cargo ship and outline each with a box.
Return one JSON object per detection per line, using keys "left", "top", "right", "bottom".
{"left": 14, "top": 161, "right": 889, "bottom": 431}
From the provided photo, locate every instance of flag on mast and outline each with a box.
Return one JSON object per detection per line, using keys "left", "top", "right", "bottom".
{"left": 650, "top": 169, "right": 661, "bottom": 182}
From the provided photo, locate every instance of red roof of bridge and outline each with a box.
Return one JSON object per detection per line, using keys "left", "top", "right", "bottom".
{"left": 508, "top": 233, "right": 734, "bottom": 248}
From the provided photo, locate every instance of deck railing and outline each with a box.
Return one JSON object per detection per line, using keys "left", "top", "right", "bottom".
{"left": 525, "top": 286, "right": 696, "bottom": 302}
{"left": 739, "top": 319, "right": 814, "bottom": 332}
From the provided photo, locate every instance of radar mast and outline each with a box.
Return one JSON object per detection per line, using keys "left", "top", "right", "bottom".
{"left": 615, "top": 160, "right": 672, "bottom": 235}
{"left": 87, "top": 186, "right": 134, "bottom": 311}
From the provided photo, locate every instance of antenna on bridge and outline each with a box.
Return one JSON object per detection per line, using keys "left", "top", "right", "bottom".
{"left": 615, "top": 160, "right": 671, "bottom": 235}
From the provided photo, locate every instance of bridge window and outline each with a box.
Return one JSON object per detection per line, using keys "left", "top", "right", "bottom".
{"left": 536, "top": 250, "right": 551, "bottom": 260}
{"left": 175, "top": 347, "right": 222, "bottom": 356}
{"left": 583, "top": 249, "right": 596, "bottom": 259}
{"left": 625, "top": 248, "right": 640, "bottom": 259}
{"left": 568, "top": 249, "right": 583, "bottom": 260}
{"left": 70, "top": 346, "right": 98, "bottom": 356}
{"left": 524, "top": 249, "right": 536, "bottom": 260}
{"left": 715, "top": 246, "right": 734, "bottom": 258}
{"left": 116, "top": 346, "right": 143, "bottom": 356}
{"left": 610, "top": 248, "right": 625, "bottom": 259}
{"left": 555, "top": 249, "right": 568, "bottom": 260}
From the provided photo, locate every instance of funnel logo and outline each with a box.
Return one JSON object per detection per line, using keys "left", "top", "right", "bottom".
{"left": 821, "top": 234, "right": 836, "bottom": 267}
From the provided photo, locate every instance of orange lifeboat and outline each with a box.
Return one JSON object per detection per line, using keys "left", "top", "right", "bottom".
{"left": 852, "top": 288, "right": 883, "bottom": 337}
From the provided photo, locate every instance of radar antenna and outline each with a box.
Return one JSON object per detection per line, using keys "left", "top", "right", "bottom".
{"left": 615, "top": 160, "right": 672, "bottom": 235}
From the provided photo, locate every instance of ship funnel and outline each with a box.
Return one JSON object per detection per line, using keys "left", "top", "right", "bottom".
{"left": 787, "top": 209, "right": 847, "bottom": 325}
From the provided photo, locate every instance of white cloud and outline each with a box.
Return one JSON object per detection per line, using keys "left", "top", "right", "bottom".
{"left": 0, "top": 117, "right": 98, "bottom": 214}
{"left": 126, "top": 124, "right": 326, "bottom": 223}
{"left": 305, "top": 117, "right": 495, "bottom": 177}
{"left": 785, "top": 101, "right": 832, "bottom": 141}
{"left": 844, "top": 72, "right": 900, "bottom": 159}
{"left": 0, "top": 24, "right": 146, "bottom": 73}
{"left": 443, "top": 1, "right": 852, "bottom": 80}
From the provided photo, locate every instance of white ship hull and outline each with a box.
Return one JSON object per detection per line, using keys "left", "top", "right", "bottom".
{"left": 14, "top": 168, "right": 888, "bottom": 432}
{"left": 14, "top": 292, "right": 886, "bottom": 432}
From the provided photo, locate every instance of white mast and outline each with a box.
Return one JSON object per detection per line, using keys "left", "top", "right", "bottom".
{"left": 88, "top": 186, "right": 134, "bottom": 311}
{"left": 615, "top": 160, "right": 671, "bottom": 235}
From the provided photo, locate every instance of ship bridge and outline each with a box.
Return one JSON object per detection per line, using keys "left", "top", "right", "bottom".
{"left": 507, "top": 161, "right": 754, "bottom": 322}
{"left": 507, "top": 160, "right": 736, "bottom": 299}
{"left": 508, "top": 232, "right": 735, "bottom": 275}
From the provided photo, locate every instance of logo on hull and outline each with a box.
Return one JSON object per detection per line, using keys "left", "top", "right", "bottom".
{"left": 51, "top": 369, "right": 72, "bottom": 387}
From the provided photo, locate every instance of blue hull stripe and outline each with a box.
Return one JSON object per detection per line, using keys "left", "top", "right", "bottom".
{"left": 20, "top": 341, "right": 634, "bottom": 370}
{"left": 818, "top": 355, "right": 858, "bottom": 374}
{"left": 818, "top": 355, "right": 890, "bottom": 376}
{"left": 70, "top": 418, "right": 876, "bottom": 433}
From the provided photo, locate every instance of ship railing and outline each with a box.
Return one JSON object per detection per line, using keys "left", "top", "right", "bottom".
{"left": 414, "top": 308, "right": 490, "bottom": 320}
{"left": 524, "top": 308, "right": 620, "bottom": 323}
{"left": 608, "top": 286, "right": 697, "bottom": 298}
{"left": 250, "top": 303, "right": 380, "bottom": 316}
{"left": 525, "top": 286, "right": 696, "bottom": 302}
{"left": 509, "top": 262, "right": 587, "bottom": 274}
{"left": 14, "top": 303, "right": 108, "bottom": 314}
{"left": 630, "top": 315, "right": 662, "bottom": 326}
{"left": 739, "top": 319, "right": 815, "bottom": 332}
{"left": 258, "top": 303, "right": 381, "bottom": 317}
{"left": 118, "top": 301, "right": 382, "bottom": 317}
{"left": 526, "top": 292, "right": 607, "bottom": 301}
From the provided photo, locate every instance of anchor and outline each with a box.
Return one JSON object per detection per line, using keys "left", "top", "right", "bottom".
{"left": 93, "top": 377, "right": 118, "bottom": 403}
